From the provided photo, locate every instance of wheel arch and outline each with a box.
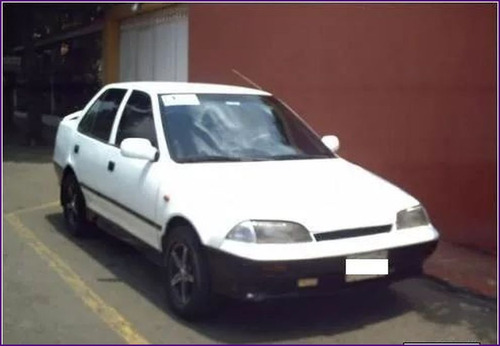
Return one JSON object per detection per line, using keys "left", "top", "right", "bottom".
{"left": 161, "top": 216, "right": 202, "bottom": 252}
{"left": 62, "top": 165, "right": 76, "bottom": 180}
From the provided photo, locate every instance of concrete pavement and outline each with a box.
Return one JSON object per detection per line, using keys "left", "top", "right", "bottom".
{"left": 2, "top": 137, "right": 497, "bottom": 344}
{"left": 3, "top": 216, "right": 123, "bottom": 344}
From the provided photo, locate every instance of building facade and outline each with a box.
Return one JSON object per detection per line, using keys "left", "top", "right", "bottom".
{"left": 104, "top": 4, "right": 497, "bottom": 253}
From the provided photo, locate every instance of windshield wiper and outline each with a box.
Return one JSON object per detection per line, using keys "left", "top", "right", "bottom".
{"left": 178, "top": 154, "right": 330, "bottom": 163}
{"left": 178, "top": 155, "right": 246, "bottom": 163}
{"left": 270, "top": 153, "right": 332, "bottom": 161}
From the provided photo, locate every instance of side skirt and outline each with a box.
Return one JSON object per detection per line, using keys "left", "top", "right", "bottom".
{"left": 87, "top": 208, "right": 164, "bottom": 267}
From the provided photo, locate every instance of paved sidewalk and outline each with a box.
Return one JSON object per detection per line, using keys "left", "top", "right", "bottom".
{"left": 424, "top": 241, "right": 497, "bottom": 299}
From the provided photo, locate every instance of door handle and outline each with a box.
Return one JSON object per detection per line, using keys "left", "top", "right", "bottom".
{"left": 107, "top": 161, "right": 115, "bottom": 172}
{"left": 74, "top": 145, "right": 79, "bottom": 154}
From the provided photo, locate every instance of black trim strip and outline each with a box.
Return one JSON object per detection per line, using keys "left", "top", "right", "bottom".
{"left": 88, "top": 208, "right": 163, "bottom": 266}
{"left": 80, "top": 183, "right": 162, "bottom": 230}
{"left": 314, "top": 225, "right": 392, "bottom": 241}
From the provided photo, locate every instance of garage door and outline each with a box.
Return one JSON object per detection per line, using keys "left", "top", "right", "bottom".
{"left": 119, "top": 6, "right": 188, "bottom": 82}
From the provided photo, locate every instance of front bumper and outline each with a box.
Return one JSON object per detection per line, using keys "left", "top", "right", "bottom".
{"left": 207, "top": 240, "right": 437, "bottom": 301}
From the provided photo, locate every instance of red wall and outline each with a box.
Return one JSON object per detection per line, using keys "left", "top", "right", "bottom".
{"left": 189, "top": 4, "right": 497, "bottom": 253}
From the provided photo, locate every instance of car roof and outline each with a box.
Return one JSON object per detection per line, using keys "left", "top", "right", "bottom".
{"left": 105, "top": 81, "right": 271, "bottom": 96}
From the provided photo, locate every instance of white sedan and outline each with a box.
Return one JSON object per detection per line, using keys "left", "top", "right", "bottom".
{"left": 53, "top": 82, "right": 439, "bottom": 319}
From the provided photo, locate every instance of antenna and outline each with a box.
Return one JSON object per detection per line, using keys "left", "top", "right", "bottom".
{"left": 231, "top": 69, "right": 263, "bottom": 90}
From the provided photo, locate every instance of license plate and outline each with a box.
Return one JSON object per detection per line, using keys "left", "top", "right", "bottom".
{"left": 345, "top": 250, "right": 389, "bottom": 282}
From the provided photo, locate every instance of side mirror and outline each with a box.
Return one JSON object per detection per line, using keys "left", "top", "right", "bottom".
{"left": 120, "top": 138, "right": 158, "bottom": 161}
{"left": 321, "top": 135, "right": 340, "bottom": 153}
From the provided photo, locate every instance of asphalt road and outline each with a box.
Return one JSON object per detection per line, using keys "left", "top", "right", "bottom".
{"left": 2, "top": 143, "right": 497, "bottom": 344}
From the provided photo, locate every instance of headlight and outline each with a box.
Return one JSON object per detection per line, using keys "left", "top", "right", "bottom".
{"left": 226, "top": 220, "right": 313, "bottom": 243}
{"left": 396, "top": 205, "right": 430, "bottom": 229}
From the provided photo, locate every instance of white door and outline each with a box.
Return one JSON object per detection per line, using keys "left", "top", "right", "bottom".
{"left": 73, "top": 88, "right": 129, "bottom": 220}
{"left": 119, "top": 6, "right": 188, "bottom": 82}
{"left": 105, "top": 90, "right": 163, "bottom": 249}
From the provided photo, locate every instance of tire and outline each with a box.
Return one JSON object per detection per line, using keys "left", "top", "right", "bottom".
{"left": 61, "top": 173, "right": 88, "bottom": 237}
{"left": 164, "top": 225, "right": 214, "bottom": 320}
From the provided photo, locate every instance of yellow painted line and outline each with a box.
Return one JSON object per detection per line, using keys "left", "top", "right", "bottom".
{"left": 5, "top": 213, "right": 150, "bottom": 344}
{"left": 7, "top": 200, "right": 60, "bottom": 216}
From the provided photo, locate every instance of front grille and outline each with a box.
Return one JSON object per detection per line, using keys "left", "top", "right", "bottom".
{"left": 314, "top": 224, "right": 392, "bottom": 241}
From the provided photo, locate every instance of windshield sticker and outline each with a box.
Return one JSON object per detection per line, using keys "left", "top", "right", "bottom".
{"left": 162, "top": 94, "right": 200, "bottom": 107}
{"left": 225, "top": 101, "right": 241, "bottom": 106}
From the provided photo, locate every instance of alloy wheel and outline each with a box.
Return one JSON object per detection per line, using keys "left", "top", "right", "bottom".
{"left": 64, "top": 182, "right": 78, "bottom": 227}
{"left": 168, "top": 242, "right": 196, "bottom": 305}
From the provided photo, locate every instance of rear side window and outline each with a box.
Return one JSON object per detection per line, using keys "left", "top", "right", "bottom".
{"left": 115, "top": 91, "right": 157, "bottom": 147}
{"left": 78, "top": 89, "right": 127, "bottom": 142}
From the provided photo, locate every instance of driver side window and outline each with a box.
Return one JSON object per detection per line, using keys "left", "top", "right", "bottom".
{"left": 115, "top": 90, "right": 157, "bottom": 148}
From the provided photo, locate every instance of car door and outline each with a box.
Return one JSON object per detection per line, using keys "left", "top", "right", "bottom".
{"left": 105, "top": 90, "right": 163, "bottom": 249}
{"left": 73, "top": 88, "right": 128, "bottom": 220}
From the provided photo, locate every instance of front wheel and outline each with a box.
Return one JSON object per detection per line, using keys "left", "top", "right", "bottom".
{"left": 61, "top": 173, "right": 88, "bottom": 237}
{"left": 164, "top": 226, "right": 215, "bottom": 320}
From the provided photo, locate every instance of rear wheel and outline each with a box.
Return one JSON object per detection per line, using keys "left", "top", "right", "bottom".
{"left": 164, "top": 225, "right": 214, "bottom": 320}
{"left": 61, "top": 173, "right": 88, "bottom": 236}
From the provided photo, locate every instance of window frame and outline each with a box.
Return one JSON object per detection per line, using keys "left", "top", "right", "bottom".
{"left": 157, "top": 93, "right": 335, "bottom": 164}
{"left": 110, "top": 89, "right": 166, "bottom": 160}
{"left": 76, "top": 87, "right": 129, "bottom": 144}
{"left": 114, "top": 90, "right": 159, "bottom": 149}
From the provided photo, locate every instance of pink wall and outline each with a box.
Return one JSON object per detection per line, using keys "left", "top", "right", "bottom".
{"left": 189, "top": 4, "right": 497, "bottom": 252}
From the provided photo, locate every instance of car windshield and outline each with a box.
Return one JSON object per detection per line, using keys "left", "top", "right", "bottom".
{"left": 158, "top": 93, "right": 334, "bottom": 163}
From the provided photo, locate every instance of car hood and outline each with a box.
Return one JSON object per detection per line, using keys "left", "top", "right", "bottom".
{"left": 168, "top": 158, "right": 418, "bottom": 234}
